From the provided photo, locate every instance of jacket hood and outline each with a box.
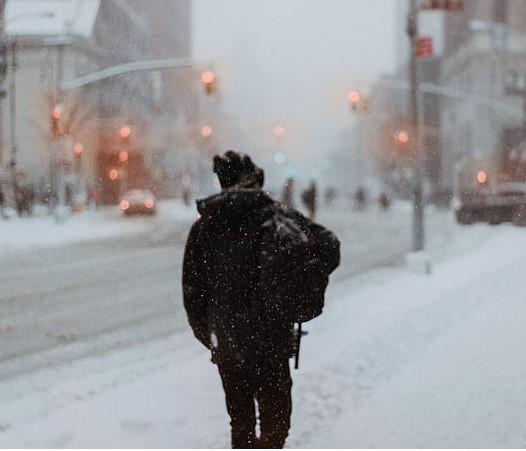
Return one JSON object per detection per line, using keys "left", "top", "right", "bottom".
{"left": 196, "top": 188, "right": 274, "bottom": 224}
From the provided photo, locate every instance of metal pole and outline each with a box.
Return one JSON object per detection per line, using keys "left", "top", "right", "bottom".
{"left": 54, "top": 43, "right": 65, "bottom": 220}
{"left": 9, "top": 38, "right": 16, "bottom": 184}
{"left": 408, "top": 0, "right": 425, "bottom": 252}
{"left": 0, "top": 0, "right": 5, "bottom": 168}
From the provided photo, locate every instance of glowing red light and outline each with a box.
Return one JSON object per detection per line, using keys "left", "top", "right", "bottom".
{"left": 201, "top": 70, "right": 215, "bottom": 84}
{"left": 120, "top": 199, "right": 130, "bottom": 210}
{"left": 119, "top": 150, "right": 129, "bottom": 162}
{"left": 144, "top": 199, "right": 154, "bottom": 209}
{"left": 52, "top": 106, "right": 62, "bottom": 120}
{"left": 273, "top": 125, "right": 286, "bottom": 137}
{"left": 347, "top": 90, "right": 361, "bottom": 104}
{"left": 397, "top": 131, "right": 409, "bottom": 144}
{"left": 73, "top": 143, "right": 84, "bottom": 156}
{"left": 108, "top": 169, "right": 119, "bottom": 180}
{"left": 477, "top": 170, "right": 488, "bottom": 184}
{"left": 120, "top": 126, "right": 131, "bottom": 139}
{"left": 201, "top": 125, "right": 213, "bottom": 138}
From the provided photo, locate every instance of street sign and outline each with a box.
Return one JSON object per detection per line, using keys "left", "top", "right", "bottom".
{"left": 420, "top": 0, "right": 464, "bottom": 11}
{"left": 416, "top": 36, "right": 433, "bottom": 58}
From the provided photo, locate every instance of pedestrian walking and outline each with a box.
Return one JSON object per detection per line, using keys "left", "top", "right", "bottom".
{"left": 281, "top": 176, "right": 295, "bottom": 209}
{"left": 378, "top": 191, "right": 391, "bottom": 212}
{"left": 182, "top": 150, "right": 340, "bottom": 449}
{"left": 15, "top": 186, "right": 25, "bottom": 217}
{"left": 354, "top": 185, "right": 367, "bottom": 211}
{"left": 301, "top": 179, "right": 318, "bottom": 219}
{"left": 0, "top": 186, "right": 6, "bottom": 219}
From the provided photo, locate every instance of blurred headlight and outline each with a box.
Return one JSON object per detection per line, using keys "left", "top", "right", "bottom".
{"left": 144, "top": 199, "right": 154, "bottom": 209}
{"left": 120, "top": 200, "right": 130, "bottom": 210}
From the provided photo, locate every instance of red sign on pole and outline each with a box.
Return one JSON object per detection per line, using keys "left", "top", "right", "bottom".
{"left": 416, "top": 36, "right": 433, "bottom": 58}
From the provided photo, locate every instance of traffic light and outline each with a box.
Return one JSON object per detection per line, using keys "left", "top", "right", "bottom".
{"left": 476, "top": 170, "right": 488, "bottom": 185}
{"left": 119, "top": 150, "right": 129, "bottom": 162}
{"left": 201, "top": 125, "right": 213, "bottom": 138}
{"left": 348, "top": 90, "right": 369, "bottom": 112}
{"left": 73, "top": 142, "right": 84, "bottom": 157}
{"left": 108, "top": 168, "right": 119, "bottom": 181}
{"left": 201, "top": 70, "right": 216, "bottom": 95}
{"left": 119, "top": 125, "right": 131, "bottom": 140}
{"left": 394, "top": 130, "right": 410, "bottom": 152}
{"left": 347, "top": 90, "right": 361, "bottom": 111}
{"left": 396, "top": 130, "right": 410, "bottom": 145}
{"left": 273, "top": 125, "right": 286, "bottom": 138}
{"left": 51, "top": 105, "right": 63, "bottom": 136}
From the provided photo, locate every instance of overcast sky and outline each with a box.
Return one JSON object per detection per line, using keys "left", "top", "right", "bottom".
{"left": 192, "top": 0, "right": 410, "bottom": 182}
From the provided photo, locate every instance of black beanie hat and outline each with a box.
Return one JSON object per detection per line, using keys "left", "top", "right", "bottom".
{"left": 213, "top": 150, "right": 264, "bottom": 189}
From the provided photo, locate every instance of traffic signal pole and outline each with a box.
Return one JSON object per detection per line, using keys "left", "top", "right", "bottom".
{"left": 408, "top": 0, "right": 425, "bottom": 252}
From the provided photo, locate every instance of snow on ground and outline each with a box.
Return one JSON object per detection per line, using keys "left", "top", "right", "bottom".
{"left": 1, "top": 220, "right": 525, "bottom": 448}
{"left": 0, "top": 200, "right": 196, "bottom": 254}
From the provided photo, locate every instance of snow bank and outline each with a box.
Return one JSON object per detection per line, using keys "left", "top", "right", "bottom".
{"left": 1, "top": 224, "right": 525, "bottom": 447}
{"left": 0, "top": 200, "right": 196, "bottom": 254}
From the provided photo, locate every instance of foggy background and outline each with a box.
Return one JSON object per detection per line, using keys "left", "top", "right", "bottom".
{"left": 193, "top": 0, "right": 401, "bottom": 184}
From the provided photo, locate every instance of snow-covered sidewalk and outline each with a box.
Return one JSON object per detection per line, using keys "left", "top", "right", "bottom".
{"left": 1, "top": 224, "right": 525, "bottom": 447}
{"left": 0, "top": 200, "right": 196, "bottom": 254}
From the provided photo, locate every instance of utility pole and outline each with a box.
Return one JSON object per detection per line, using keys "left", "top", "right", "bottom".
{"left": 408, "top": 0, "right": 425, "bottom": 252}
{"left": 0, "top": 0, "right": 5, "bottom": 168}
{"left": 8, "top": 38, "right": 16, "bottom": 172}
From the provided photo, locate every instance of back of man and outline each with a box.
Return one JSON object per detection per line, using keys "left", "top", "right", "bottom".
{"left": 183, "top": 151, "right": 339, "bottom": 448}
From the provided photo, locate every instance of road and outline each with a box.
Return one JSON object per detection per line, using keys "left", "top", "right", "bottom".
{"left": 0, "top": 200, "right": 455, "bottom": 381}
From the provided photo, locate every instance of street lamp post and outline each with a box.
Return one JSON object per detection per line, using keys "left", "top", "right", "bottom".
{"left": 408, "top": 0, "right": 425, "bottom": 252}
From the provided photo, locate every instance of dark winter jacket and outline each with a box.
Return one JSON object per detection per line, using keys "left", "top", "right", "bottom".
{"left": 182, "top": 188, "right": 339, "bottom": 367}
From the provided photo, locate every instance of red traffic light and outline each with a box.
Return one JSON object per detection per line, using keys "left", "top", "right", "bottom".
{"left": 273, "top": 125, "right": 286, "bottom": 138}
{"left": 201, "top": 70, "right": 216, "bottom": 95}
{"left": 119, "top": 150, "right": 129, "bottom": 162}
{"left": 476, "top": 170, "right": 488, "bottom": 185}
{"left": 396, "top": 130, "right": 410, "bottom": 145}
{"left": 51, "top": 106, "right": 63, "bottom": 136}
{"left": 119, "top": 125, "right": 131, "bottom": 139}
{"left": 108, "top": 168, "right": 119, "bottom": 180}
{"left": 52, "top": 106, "right": 62, "bottom": 120}
{"left": 201, "top": 125, "right": 213, "bottom": 138}
{"left": 347, "top": 90, "right": 361, "bottom": 104}
{"left": 201, "top": 70, "right": 215, "bottom": 84}
{"left": 73, "top": 142, "right": 84, "bottom": 156}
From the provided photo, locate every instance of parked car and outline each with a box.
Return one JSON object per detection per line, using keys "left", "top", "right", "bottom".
{"left": 454, "top": 182, "right": 526, "bottom": 226}
{"left": 119, "top": 189, "right": 157, "bottom": 216}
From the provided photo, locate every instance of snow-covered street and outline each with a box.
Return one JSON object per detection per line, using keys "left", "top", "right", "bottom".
{"left": 2, "top": 200, "right": 525, "bottom": 447}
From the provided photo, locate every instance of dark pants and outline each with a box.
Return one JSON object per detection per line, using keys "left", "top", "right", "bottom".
{"left": 218, "top": 359, "right": 292, "bottom": 449}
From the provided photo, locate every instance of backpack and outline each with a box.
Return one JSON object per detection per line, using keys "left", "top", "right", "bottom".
{"left": 259, "top": 204, "right": 340, "bottom": 324}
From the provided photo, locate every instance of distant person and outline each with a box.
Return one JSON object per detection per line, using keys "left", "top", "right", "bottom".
{"left": 15, "top": 186, "right": 25, "bottom": 217}
{"left": 65, "top": 184, "right": 74, "bottom": 208}
{"left": 281, "top": 177, "right": 295, "bottom": 209}
{"left": 378, "top": 192, "right": 391, "bottom": 212}
{"left": 183, "top": 151, "right": 340, "bottom": 448}
{"left": 0, "top": 186, "right": 6, "bottom": 219}
{"left": 26, "top": 184, "right": 35, "bottom": 216}
{"left": 354, "top": 185, "right": 367, "bottom": 211}
{"left": 301, "top": 179, "right": 318, "bottom": 219}
{"left": 182, "top": 188, "right": 191, "bottom": 207}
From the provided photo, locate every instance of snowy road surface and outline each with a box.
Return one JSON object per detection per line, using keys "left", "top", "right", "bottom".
{"left": 0, "top": 201, "right": 452, "bottom": 380}
{"left": 2, "top": 200, "right": 519, "bottom": 447}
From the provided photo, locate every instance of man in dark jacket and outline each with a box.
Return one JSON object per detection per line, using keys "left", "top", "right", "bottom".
{"left": 183, "top": 151, "right": 339, "bottom": 448}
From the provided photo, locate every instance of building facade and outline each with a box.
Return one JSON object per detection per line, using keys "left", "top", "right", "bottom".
{"left": 440, "top": 0, "right": 526, "bottom": 190}
{"left": 0, "top": 0, "right": 195, "bottom": 206}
